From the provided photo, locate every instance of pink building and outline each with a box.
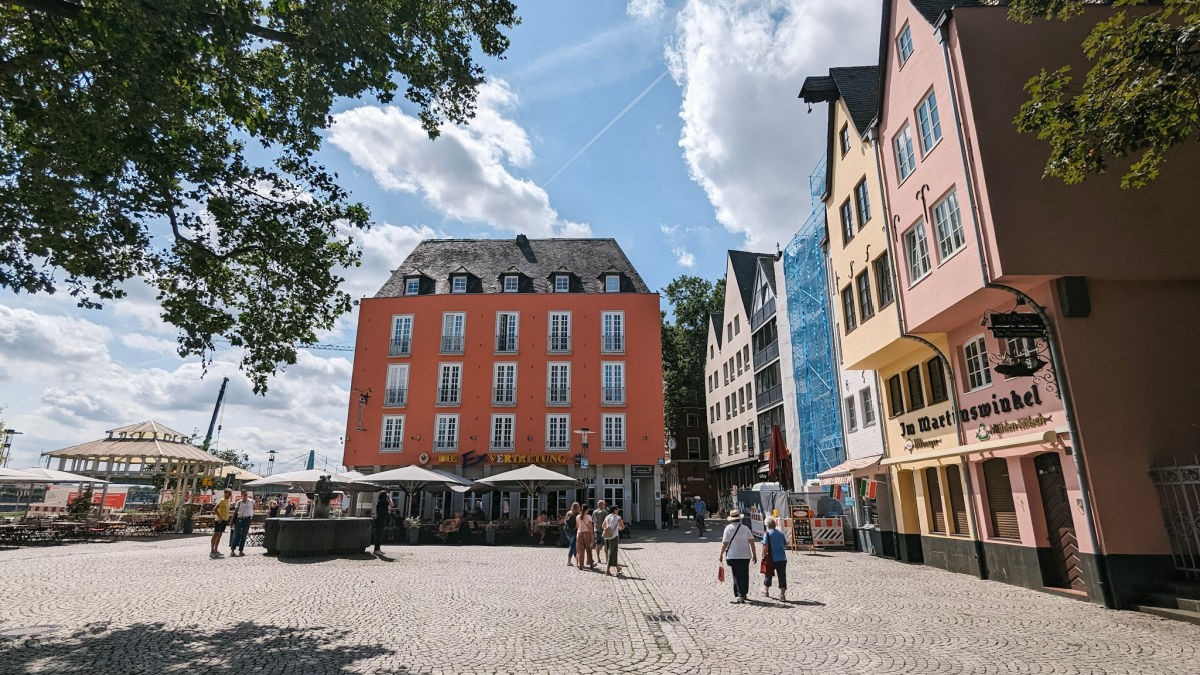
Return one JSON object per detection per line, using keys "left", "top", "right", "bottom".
{"left": 876, "top": 0, "right": 1200, "bottom": 608}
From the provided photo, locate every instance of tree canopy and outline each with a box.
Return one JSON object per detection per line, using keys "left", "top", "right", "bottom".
{"left": 1009, "top": 0, "right": 1199, "bottom": 188}
{"left": 0, "top": 0, "right": 518, "bottom": 392}
{"left": 661, "top": 275, "right": 724, "bottom": 435}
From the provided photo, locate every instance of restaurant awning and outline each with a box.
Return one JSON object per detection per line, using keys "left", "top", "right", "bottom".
{"left": 816, "top": 454, "right": 883, "bottom": 485}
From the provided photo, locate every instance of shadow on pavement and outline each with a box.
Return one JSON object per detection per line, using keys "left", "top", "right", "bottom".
{"left": 0, "top": 621, "right": 395, "bottom": 674}
{"left": 272, "top": 552, "right": 380, "bottom": 564}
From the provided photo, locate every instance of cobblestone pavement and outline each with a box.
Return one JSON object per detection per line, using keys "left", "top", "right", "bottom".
{"left": 1, "top": 525, "right": 1198, "bottom": 674}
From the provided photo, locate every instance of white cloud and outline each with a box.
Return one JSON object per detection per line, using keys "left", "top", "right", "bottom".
{"left": 674, "top": 248, "right": 697, "bottom": 267}
{"left": 120, "top": 333, "right": 178, "bottom": 355}
{"left": 329, "top": 80, "right": 592, "bottom": 239}
{"left": 667, "top": 0, "right": 880, "bottom": 249}
{"left": 628, "top": 0, "right": 667, "bottom": 22}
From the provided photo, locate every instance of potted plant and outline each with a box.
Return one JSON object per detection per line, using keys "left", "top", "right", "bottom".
{"left": 404, "top": 516, "right": 421, "bottom": 545}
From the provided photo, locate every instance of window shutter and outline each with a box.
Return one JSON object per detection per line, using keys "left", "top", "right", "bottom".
{"left": 925, "top": 467, "right": 946, "bottom": 533}
{"left": 983, "top": 459, "right": 1020, "bottom": 540}
{"left": 945, "top": 465, "right": 969, "bottom": 535}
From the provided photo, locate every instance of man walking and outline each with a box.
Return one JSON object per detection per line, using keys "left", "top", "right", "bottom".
{"left": 210, "top": 489, "right": 232, "bottom": 559}
{"left": 229, "top": 489, "right": 255, "bottom": 556}
{"left": 592, "top": 500, "right": 607, "bottom": 561}
{"left": 694, "top": 495, "right": 707, "bottom": 537}
{"left": 372, "top": 491, "right": 391, "bottom": 555}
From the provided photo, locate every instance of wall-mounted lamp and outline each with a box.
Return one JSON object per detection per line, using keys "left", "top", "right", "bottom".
{"left": 469, "top": 435, "right": 477, "bottom": 441}
{"left": 410, "top": 434, "right": 421, "bottom": 441}
{"left": 526, "top": 435, "right": 534, "bottom": 441}
{"left": 642, "top": 435, "right": 648, "bottom": 441}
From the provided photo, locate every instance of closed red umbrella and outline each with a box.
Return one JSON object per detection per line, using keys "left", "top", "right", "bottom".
{"left": 767, "top": 425, "right": 794, "bottom": 491}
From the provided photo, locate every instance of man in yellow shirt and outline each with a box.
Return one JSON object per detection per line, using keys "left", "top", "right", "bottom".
{"left": 211, "top": 489, "right": 232, "bottom": 559}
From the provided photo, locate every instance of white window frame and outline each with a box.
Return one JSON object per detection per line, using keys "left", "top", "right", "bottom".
{"left": 490, "top": 414, "right": 515, "bottom": 451}
{"left": 604, "top": 274, "right": 620, "bottom": 293}
{"left": 404, "top": 278, "right": 419, "bottom": 295}
{"left": 894, "top": 124, "right": 916, "bottom": 183}
{"left": 903, "top": 222, "right": 932, "bottom": 285}
{"left": 503, "top": 275, "right": 518, "bottom": 293}
{"left": 435, "top": 414, "right": 459, "bottom": 450}
{"left": 554, "top": 274, "right": 569, "bottom": 293}
{"left": 390, "top": 314, "right": 413, "bottom": 356}
{"left": 546, "top": 414, "right": 569, "bottom": 451}
{"left": 548, "top": 311, "right": 571, "bottom": 353}
{"left": 897, "top": 23, "right": 914, "bottom": 66}
{"left": 384, "top": 364, "right": 409, "bottom": 407}
{"left": 916, "top": 89, "right": 943, "bottom": 155}
{"left": 964, "top": 335, "right": 993, "bottom": 391}
{"left": 601, "top": 311, "right": 624, "bottom": 353}
{"left": 932, "top": 190, "right": 966, "bottom": 261}
{"left": 493, "top": 362, "right": 517, "bottom": 405}
{"left": 602, "top": 361, "right": 625, "bottom": 405}
{"left": 437, "top": 363, "right": 462, "bottom": 405}
{"left": 861, "top": 387, "right": 876, "bottom": 427}
{"left": 381, "top": 415, "right": 405, "bottom": 452}
{"left": 451, "top": 276, "right": 467, "bottom": 294}
{"left": 547, "top": 362, "right": 571, "bottom": 406}
{"left": 495, "top": 311, "right": 519, "bottom": 353}
{"left": 844, "top": 396, "right": 858, "bottom": 432}
{"left": 687, "top": 437, "right": 701, "bottom": 460}
{"left": 601, "top": 414, "right": 625, "bottom": 451}
{"left": 441, "top": 312, "right": 465, "bottom": 353}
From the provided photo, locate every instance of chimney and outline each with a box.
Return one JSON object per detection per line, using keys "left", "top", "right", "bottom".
{"left": 515, "top": 234, "right": 528, "bottom": 246}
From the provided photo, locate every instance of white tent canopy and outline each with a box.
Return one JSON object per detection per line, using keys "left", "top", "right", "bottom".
{"left": 0, "top": 467, "right": 38, "bottom": 483}
{"left": 15, "top": 468, "right": 109, "bottom": 484}
{"left": 243, "top": 469, "right": 372, "bottom": 493}
{"left": 476, "top": 464, "right": 579, "bottom": 494}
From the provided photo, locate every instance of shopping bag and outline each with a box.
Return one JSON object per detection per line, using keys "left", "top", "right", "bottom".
{"left": 717, "top": 565, "right": 725, "bottom": 583}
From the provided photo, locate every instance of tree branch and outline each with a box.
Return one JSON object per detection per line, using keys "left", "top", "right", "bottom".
{"left": 3, "top": 0, "right": 298, "bottom": 44}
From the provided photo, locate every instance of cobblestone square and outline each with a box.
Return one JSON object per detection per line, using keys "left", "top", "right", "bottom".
{"left": 1, "top": 526, "right": 1197, "bottom": 674}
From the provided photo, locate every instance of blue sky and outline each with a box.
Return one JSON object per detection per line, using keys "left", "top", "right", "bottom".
{"left": 0, "top": 0, "right": 880, "bottom": 473}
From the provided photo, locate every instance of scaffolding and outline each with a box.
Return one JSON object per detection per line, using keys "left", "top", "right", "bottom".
{"left": 782, "top": 152, "right": 846, "bottom": 484}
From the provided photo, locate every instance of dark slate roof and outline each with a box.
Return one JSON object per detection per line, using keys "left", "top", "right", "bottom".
{"left": 375, "top": 236, "right": 651, "bottom": 297}
{"left": 759, "top": 258, "right": 777, "bottom": 293}
{"left": 798, "top": 66, "right": 879, "bottom": 137}
{"left": 711, "top": 312, "right": 725, "bottom": 347}
{"left": 728, "top": 250, "right": 766, "bottom": 316}
{"left": 911, "top": 1, "right": 986, "bottom": 25}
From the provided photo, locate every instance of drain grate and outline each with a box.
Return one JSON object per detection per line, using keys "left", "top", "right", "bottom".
{"left": 645, "top": 612, "right": 679, "bottom": 623}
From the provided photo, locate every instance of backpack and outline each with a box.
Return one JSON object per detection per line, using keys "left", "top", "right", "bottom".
{"left": 565, "top": 513, "right": 577, "bottom": 530}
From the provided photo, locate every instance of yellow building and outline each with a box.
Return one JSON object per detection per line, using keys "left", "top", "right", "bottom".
{"left": 801, "top": 66, "right": 962, "bottom": 565}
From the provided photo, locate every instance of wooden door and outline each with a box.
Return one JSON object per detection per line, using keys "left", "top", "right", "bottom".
{"left": 1035, "top": 453, "right": 1086, "bottom": 592}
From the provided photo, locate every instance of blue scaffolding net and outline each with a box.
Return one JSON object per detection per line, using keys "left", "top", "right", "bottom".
{"left": 782, "top": 152, "right": 846, "bottom": 484}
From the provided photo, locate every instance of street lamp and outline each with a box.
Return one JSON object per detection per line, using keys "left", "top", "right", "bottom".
{"left": 267, "top": 449, "right": 276, "bottom": 476}
{"left": 1, "top": 429, "right": 22, "bottom": 468}
{"left": 574, "top": 428, "right": 593, "bottom": 503}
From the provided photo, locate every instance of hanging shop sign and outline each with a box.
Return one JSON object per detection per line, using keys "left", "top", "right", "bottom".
{"left": 488, "top": 453, "right": 570, "bottom": 465}
{"left": 987, "top": 311, "right": 1046, "bottom": 338}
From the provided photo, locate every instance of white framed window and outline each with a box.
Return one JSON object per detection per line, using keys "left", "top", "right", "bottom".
{"left": 493, "top": 362, "right": 516, "bottom": 405}
{"left": 547, "top": 362, "right": 570, "bottom": 405}
{"left": 554, "top": 274, "right": 569, "bottom": 293}
{"left": 854, "top": 178, "right": 872, "bottom": 227}
{"left": 601, "top": 311, "right": 624, "bottom": 352}
{"left": 548, "top": 311, "right": 570, "bottom": 353}
{"left": 735, "top": 350, "right": 743, "bottom": 374}
{"left": 435, "top": 414, "right": 458, "bottom": 450}
{"left": 437, "top": 363, "right": 462, "bottom": 405}
{"left": 389, "top": 314, "right": 413, "bottom": 356}
{"left": 903, "top": 222, "right": 932, "bottom": 284}
{"left": 733, "top": 426, "right": 741, "bottom": 453}
{"left": 602, "top": 414, "right": 625, "bottom": 451}
{"left": 932, "top": 190, "right": 966, "bottom": 261}
{"left": 384, "top": 364, "right": 409, "bottom": 407}
{"left": 503, "top": 275, "right": 518, "bottom": 293}
{"left": 916, "top": 90, "right": 943, "bottom": 154}
{"left": 441, "top": 312, "right": 465, "bottom": 353}
{"left": 491, "top": 414, "right": 515, "bottom": 450}
{"left": 404, "top": 278, "right": 419, "bottom": 295}
{"left": 844, "top": 396, "right": 858, "bottom": 432}
{"left": 546, "top": 414, "right": 569, "bottom": 451}
{"left": 381, "top": 415, "right": 404, "bottom": 452}
{"left": 495, "top": 311, "right": 519, "bottom": 352}
{"left": 1004, "top": 337, "right": 1040, "bottom": 377}
{"left": 602, "top": 361, "right": 625, "bottom": 405}
{"left": 734, "top": 316, "right": 740, "bottom": 334}
{"left": 605, "top": 274, "right": 620, "bottom": 293}
{"left": 964, "top": 335, "right": 993, "bottom": 391}
{"left": 897, "top": 23, "right": 914, "bottom": 65}
{"left": 861, "top": 387, "right": 876, "bottom": 427}
{"left": 839, "top": 123, "right": 851, "bottom": 156}
{"left": 687, "top": 437, "right": 701, "bottom": 460}
{"left": 894, "top": 124, "right": 917, "bottom": 182}
{"left": 451, "top": 276, "right": 467, "bottom": 293}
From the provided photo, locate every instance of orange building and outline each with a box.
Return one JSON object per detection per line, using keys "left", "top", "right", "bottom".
{"left": 343, "top": 236, "right": 665, "bottom": 525}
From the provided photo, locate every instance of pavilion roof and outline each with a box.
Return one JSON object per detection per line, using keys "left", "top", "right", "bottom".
{"left": 43, "top": 420, "right": 226, "bottom": 466}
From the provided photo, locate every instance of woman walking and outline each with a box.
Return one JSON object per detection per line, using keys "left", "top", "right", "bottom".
{"left": 761, "top": 516, "right": 788, "bottom": 601}
{"left": 372, "top": 491, "right": 392, "bottom": 555}
{"left": 575, "top": 503, "right": 595, "bottom": 569}
{"left": 718, "top": 509, "right": 757, "bottom": 603}
{"left": 602, "top": 505, "right": 625, "bottom": 576}
{"left": 564, "top": 502, "right": 581, "bottom": 566}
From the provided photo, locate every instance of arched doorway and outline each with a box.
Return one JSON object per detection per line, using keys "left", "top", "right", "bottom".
{"left": 1034, "top": 452, "right": 1086, "bottom": 592}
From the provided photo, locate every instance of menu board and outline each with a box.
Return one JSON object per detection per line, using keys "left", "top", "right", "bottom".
{"left": 791, "top": 505, "right": 813, "bottom": 547}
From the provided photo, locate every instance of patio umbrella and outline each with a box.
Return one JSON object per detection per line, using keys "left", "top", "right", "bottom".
{"left": 766, "top": 425, "right": 794, "bottom": 492}
{"left": 477, "top": 464, "right": 579, "bottom": 516}
{"left": 243, "top": 469, "right": 372, "bottom": 492}
{"left": 0, "top": 467, "right": 39, "bottom": 482}
{"left": 16, "top": 468, "right": 110, "bottom": 483}
{"left": 357, "top": 466, "right": 472, "bottom": 517}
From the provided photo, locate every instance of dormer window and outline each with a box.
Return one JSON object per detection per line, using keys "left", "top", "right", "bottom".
{"left": 404, "top": 278, "right": 420, "bottom": 295}
{"left": 554, "top": 274, "right": 569, "bottom": 293}
{"left": 451, "top": 276, "right": 467, "bottom": 294}
{"left": 503, "top": 275, "right": 519, "bottom": 293}
{"left": 604, "top": 275, "right": 620, "bottom": 293}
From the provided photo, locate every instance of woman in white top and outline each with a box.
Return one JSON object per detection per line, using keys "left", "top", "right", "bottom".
{"left": 602, "top": 505, "right": 625, "bottom": 576}
{"left": 718, "top": 509, "right": 757, "bottom": 603}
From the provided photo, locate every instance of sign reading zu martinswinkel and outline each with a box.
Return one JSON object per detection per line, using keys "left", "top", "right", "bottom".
{"left": 987, "top": 311, "right": 1046, "bottom": 338}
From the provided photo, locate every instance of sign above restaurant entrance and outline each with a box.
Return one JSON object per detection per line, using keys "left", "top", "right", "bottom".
{"left": 488, "top": 453, "right": 570, "bottom": 465}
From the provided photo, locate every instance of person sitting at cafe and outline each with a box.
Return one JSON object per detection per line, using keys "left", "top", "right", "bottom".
{"left": 532, "top": 511, "right": 549, "bottom": 543}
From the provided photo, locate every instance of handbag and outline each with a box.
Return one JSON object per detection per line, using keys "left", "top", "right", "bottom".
{"left": 717, "top": 565, "right": 725, "bottom": 582}
{"left": 760, "top": 548, "right": 774, "bottom": 575}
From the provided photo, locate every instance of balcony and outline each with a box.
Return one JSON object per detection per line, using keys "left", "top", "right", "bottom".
{"left": 495, "top": 335, "right": 518, "bottom": 353}
{"left": 602, "top": 333, "right": 624, "bottom": 353}
{"left": 434, "top": 439, "right": 457, "bottom": 450}
{"left": 548, "top": 335, "right": 571, "bottom": 353}
{"left": 436, "top": 387, "right": 461, "bottom": 406}
{"left": 388, "top": 338, "right": 411, "bottom": 356}
{"left": 383, "top": 387, "right": 407, "bottom": 407}
{"left": 750, "top": 297, "right": 776, "bottom": 331}
{"left": 491, "top": 440, "right": 514, "bottom": 451}
{"left": 753, "top": 340, "right": 779, "bottom": 371}
{"left": 493, "top": 386, "right": 516, "bottom": 406}
{"left": 546, "top": 440, "right": 569, "bottom": 451}
{"left": 441, "top": 335, "right": 464, "bottom": 354}
{"left": 380, "top": 441, "right": 403, "bottom": 453}
{"left": 757, "top": 384, "right": 782, "bottom": 410}
{"left": 546, "top": 387, "right": 570, "bottom": 406}
{"left": 602, "top": 387, "right": 625, "bottom": 406}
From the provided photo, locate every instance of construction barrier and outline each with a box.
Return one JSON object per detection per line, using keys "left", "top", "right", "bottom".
{"left": 811, "top": 517, "right": 845, "bottom": 547}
